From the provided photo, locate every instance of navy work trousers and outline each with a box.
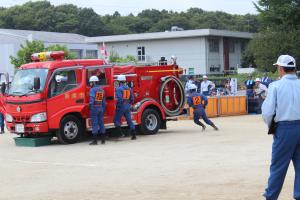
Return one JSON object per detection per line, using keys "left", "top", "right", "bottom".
{"left": 193, "top": 107, "right": 213, "bottom": 126}
{"left": 0, "top": 113, "right": 4, "bottom": 131}
{"left": 114, "top": 106, "right": 135, "bottom": 130}
{"left": 264, "top": 120, "right": 300, "bottom": 200}
{"left": 91, "top": 109, "right": 105, "bottom": 135}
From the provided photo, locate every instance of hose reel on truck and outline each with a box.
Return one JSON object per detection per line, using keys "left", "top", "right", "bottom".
{"left": 159, "top": 76, "right": 185, "bottom": 117}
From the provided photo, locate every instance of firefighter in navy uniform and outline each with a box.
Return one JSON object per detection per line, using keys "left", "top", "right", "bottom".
{"left": 114, "top": 75, "right": 136, "bottom": 140}
{"left": 89, "top": 76, "right": 106, "bottom": 145}
{"left": 187, "top": 84, "right": 218, "bottom": 131}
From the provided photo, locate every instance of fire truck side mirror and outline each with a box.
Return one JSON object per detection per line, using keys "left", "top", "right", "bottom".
{"left": 33, "top": 77, "right": 41, "bottom": 91}
{"left": 1, "top": 82, "right": 6, "bottom": 94}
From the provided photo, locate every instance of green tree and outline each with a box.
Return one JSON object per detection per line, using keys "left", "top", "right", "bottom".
{"left": 46, "top": 44, "right": 76, "bottom": 60}
{"left": 247, "top": 0, "right": 300, "bottom": 71}
{"left": 10, "top": 40, "right": 76, "bottom": 68}
{"left": 109, "top": 51, "right": 137, "bottom": 63}
{"left": 0, "top": 1, "right": 260, "bottom": 36}
{"left": 248, "top": 30, "right": 300, "bottom": 72}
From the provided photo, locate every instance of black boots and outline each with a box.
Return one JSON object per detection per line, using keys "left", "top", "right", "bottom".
{"left": 89, "top": 135, "right": 98, "bottom": 145}
{"left": 117, "top": 126, "right": 125, "bottom": 137}
{"left": 0, "top": 127, "right": 4, "bottom": 134}
{"left": 195, "top": 121, "right": 206, "bottom": 131}
{"left": 211, "top": 124, "right": 219, "bottom": 131}
{"left": 131, "top": 129, "right": 136, "bottom": 140}
{"left": 89, "top": 134, "right": 106, "bottom": 145}
{"left": 101, "top": 134, "right": 106, "bottom": 144}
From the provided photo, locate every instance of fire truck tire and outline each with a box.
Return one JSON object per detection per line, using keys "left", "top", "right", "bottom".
{"left": 57, "top": 115, "right": 83, "bottom": 144}
{"left": 138, "top": 108, "right": 161, "bottom": 135}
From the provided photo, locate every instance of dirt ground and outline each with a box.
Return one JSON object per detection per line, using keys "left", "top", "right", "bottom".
{"left": 0, "top": 115, "right": 295, "bottom": 200}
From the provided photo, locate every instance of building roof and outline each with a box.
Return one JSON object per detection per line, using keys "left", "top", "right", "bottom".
{"left": 0, "top": 29, "right": 86, "bottom": 44}
{"left": 86, "top": 29, "right": 253, "bottom": 43}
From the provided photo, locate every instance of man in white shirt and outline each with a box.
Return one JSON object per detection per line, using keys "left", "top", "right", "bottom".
{"left": 262, "top": 55, "right": 300, "bottom": 200}
{"left": 255, "top": 78, "right": 268, "bottom": 99}
{"left": 200, "top": 75, "right": 215, "bottom": 96}
{"left": 184, "top": 76, "right": 195, "bottom": 95}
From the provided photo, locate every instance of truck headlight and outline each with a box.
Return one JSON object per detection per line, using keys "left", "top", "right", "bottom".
{"left": 30, "top": 112, "right": 47, "bottom": 122}
{"left": 5, "top": 114, "right": 13, "bottom": 122}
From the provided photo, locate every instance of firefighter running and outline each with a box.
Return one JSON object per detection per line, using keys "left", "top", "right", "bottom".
{"left": 187, "top": 84, "right": 219, "bottom": 131}
{"left": 89, "top": 76, "right": 106, "bottom": 145}
{"left": 114, "top": 75, "right": 137, "bottom": 140}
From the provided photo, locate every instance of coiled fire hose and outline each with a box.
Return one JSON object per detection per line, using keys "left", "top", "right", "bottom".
{"left": 159, "top": 76, "right": 185, "bottom": 116}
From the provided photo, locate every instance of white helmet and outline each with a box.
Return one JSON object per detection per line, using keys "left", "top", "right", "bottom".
{"left": 55, "top": 75, "right": 64, "bottom": 83}
{"left": 117, "top": 75, "right": 126, "bottom": 82}
{"left": 255, "top": 78, "right": 261, "bottom": 82}
{"left": 188, "top": 84, "right": 197, "bottom": 91}
{"left": 89, "top": 76, "right": 99, "bottom": 83}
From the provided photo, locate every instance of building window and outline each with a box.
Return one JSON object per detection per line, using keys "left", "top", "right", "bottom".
{"left": 48, "top": 69, "right": 79, "bottom": 98}
{"left": 137, "top": 46, "right": 145, "bottom": 61}
{"left": 229, "top": 41, "right": 235, "bottom": 53}
{"left": 86, "top": 50, "right": 98, "bottom": 59}
{"left": 208, "top": 39, "right": 219, "bottom": 52}
{"left": 188, "top": 68, "right": 194, "bottom": 75}
{"left": 86, "top": 67, "right": 107, "bottom": 85}
{"left": 70, "top": 49, "right": 83, "bottom": 59}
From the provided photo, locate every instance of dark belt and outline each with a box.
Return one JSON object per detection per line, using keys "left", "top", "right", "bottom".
{"left": 277, "top": 119, "right": 300, "bottom": 125}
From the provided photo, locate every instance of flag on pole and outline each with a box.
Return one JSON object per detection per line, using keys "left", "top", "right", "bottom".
{"left": 100, "top": 42, "right": 109, "bottom": 63}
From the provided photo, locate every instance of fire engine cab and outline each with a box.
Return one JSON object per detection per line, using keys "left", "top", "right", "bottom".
{"left": 2, "top": 51, "right": 185, "bottom": 144}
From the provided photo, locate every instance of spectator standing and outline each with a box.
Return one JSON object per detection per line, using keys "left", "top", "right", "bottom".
{"left": 255, "top": 78, "right": 268, "bottom": 99}
{"left": 184, "top": 76, "right": 195, "bottom": 95}
{"left": 244, "top": 74, "right": 255, "bottom": 98}
{"left": 200, "top": 75, "right": 215, "bottom": 96}
{"left": 261, "top": 73, "right": 273, "bottom": 87}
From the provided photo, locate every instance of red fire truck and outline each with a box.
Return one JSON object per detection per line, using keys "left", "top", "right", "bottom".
{"left": 2, "top": 51, "right": 185, "bottom": 144}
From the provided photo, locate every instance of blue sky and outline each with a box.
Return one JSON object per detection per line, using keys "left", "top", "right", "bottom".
{"left": 1, "top": 0, "right": 258, "bottom": 15}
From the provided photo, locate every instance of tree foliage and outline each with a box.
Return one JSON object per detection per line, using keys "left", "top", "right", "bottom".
{"left": 109, "top": 51, "right": 137, "bottom": 63}
{"left": 0, "top": 1, "right": 259, "bottom": 36}
{"left": 247, "top": 0, "right": 300, "bottom": 71}
{"left": 10, "top": 40, "right": 76, "bottom": 68}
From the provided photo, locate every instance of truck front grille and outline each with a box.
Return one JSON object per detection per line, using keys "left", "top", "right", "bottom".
{"left": 13, "top": 116, "right": 31, "bottom": 123}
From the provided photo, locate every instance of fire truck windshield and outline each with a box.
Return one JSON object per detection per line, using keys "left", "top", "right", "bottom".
{"left": 9, "top": 68, "right": 48, "bottom": 96}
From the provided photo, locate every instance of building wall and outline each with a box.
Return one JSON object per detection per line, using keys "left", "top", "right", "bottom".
{"left": 103, "top": 37, "right": 207, "bottom": 75}
{"left": 0, "top": 43, "right": 20, "bottom": 79}
{"left": 45, "top": 43, "right": 100, "bottom": 59}
{"left": 206, "top": 37, "right": 245, "bottom": 74}
{"left": 206, "top": 37, "right": 224, "bottom": 75}
{"left": 228, "top": 39, "right": 242, "bottom": 70}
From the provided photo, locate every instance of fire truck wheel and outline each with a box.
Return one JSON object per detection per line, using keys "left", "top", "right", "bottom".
{"left": 57, "top": 115, "right": 83, "bottom": 144}
{"left": 139, "top": 108, "right": 161, "bottom": 135}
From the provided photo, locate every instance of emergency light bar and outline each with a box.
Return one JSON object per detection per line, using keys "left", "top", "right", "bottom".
{"left": 31, "top": 51, "right": 65, "bottom": 62}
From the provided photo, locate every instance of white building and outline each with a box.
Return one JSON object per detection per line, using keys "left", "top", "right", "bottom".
{"left": 87, "top": 29, "right": 253, "bottom": 75}
{"left": 0, "top": 28, "right": 252, "bottom": 78}
{"left": 0, "top": 29, "right": 99, "bottom": 77}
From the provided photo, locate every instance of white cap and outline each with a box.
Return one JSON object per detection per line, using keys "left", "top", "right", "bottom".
{"left": 203, "top": 75, "right": 208, "bottom": 79}
{"left": 273, "top": 55, "right": 296, "bottom": 68}
{"left": 117, "top": 75, "right": 126, "bottom": 81}
{"left": 89, "top": 76, "right": 99, "bottom": 82}
{"left": 188, "top": 84, "right": 197, "bottom": 90}
{"left": 255, "top": 78, "right": 261, "bottom": 82}
{"left": 55, "top": 75, "right": 64, "bottom": 82}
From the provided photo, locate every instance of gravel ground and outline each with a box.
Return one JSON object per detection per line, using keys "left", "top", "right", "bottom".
{"left": 0, "top": 115, "right": 295, "bottom": 200}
